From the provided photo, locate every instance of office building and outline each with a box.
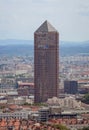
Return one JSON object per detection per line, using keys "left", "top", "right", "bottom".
{"left": 64, "top": 80, "right": 78, "bottom": 94}
{"left": 34, "top": 20, "right": 59, "bottom": 103}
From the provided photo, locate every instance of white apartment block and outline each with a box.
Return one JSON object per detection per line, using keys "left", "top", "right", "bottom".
{"left": 0, "top": 110, "right": 29, "bottom": 119}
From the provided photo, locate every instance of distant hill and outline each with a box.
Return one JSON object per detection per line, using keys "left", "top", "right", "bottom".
{"left": 0, "top": 39, "right": 34, "bottom": 56}
{"left": 0, "top": 45, "right": 34, "bottom": 57}
{"left": 60, "top": 40, "right": 89, "bottom": 56}
{"left": 0, "top": 39, "right": 33, "bottom": 45}
{"left": 0, "top": 39, "right": 89, "bottom": 56}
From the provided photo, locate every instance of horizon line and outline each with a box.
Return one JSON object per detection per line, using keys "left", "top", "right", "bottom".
{"left": 0, "top": 39, "right": 89, "bottom": 43}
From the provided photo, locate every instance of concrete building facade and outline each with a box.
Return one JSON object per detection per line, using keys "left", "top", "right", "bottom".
{"left": 34, "top": 21, "right": 59, "bottom": 103}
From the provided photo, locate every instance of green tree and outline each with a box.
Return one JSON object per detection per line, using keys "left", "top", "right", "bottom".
{"left": 53, "top": 124, "right": 70, "bottom": 130}
{"left": 82, "top": 93, "right": 89, "bottom": 104}
{"left": 78, "top": 126, "right": 89, "bottom": 130}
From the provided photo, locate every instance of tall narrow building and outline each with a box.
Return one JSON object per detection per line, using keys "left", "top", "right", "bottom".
{"left": 34, "top": 20, "right": 59, "bottom": 103}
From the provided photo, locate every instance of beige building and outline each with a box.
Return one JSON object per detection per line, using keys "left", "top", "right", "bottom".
{"left": 47, "top": 96, "right": 81, "bottom": 109}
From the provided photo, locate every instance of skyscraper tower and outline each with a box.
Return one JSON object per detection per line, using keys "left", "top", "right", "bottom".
{"left": 34, "top": 20, "right": 59, "bottom": 103}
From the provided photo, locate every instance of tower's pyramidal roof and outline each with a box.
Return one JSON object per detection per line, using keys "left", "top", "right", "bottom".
{"left": 35, "top": 20, "right": 57, "bottom": 33}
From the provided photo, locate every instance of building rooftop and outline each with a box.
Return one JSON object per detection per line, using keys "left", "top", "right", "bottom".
{"left": 35, "top": 20, "right": 57, "bottom": 33}
{"left": 18, "top": 82, "right": 34, "bottom": 86}
{"left": 0, "top": 117, "right": 89, "bottom": 129}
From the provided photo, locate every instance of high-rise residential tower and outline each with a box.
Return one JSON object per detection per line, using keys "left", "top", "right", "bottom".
{"left": 34, "top": 20, "right": 59, "bottom": 103}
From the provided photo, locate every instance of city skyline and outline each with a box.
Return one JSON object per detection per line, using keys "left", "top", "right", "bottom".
{"left": 0, "top": 0, "right": 89, "bottom": 42}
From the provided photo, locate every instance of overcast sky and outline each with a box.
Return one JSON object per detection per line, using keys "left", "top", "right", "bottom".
{"left": 0, "top": 0, "right": 89, "bottom": 42}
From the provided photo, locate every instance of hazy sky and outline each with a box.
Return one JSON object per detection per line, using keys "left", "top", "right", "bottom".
{"left": 0, "top": 0, "right": 89, "bottom": 41}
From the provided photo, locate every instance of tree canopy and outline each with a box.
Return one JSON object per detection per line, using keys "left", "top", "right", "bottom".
{"left": 53, "top": 124, "right": 70, "bottom": 130}
{"left": 78, "top": 126, "right": 89, "bottom": 130}
{"left": 82, "top": 93, "right": 89, "bottom": 104}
